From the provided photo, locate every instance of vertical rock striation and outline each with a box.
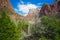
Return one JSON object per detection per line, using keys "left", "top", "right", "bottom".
{"left": 39, "top": 0, "right": 60, "bottom": 17}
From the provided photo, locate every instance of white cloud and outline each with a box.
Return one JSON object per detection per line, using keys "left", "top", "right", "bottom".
{"left": 17, "top": 4, "right": 38, "bottom": 13}
{"left": 14, "top": 1, "right": 41, "bottom": 16}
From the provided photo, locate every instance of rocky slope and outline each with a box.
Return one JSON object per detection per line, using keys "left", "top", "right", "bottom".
{"left": 39, "top": 0, "right": 60, "bottom": 17}
{"left": 25, "top": 8, "right": 40, "bottom": 21}
{"left": 0, "top": 0, "right": 14, "bottom": 13}
{"left": 23, "top": 0, "right": 60, "bottom": 25}
{"left": 25, "top": 0, "right": 60, "bottom": 22}
{"left": 0, "top": 0, "right": 23, "bottom": 20}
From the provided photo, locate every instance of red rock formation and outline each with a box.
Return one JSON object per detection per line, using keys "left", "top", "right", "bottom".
{"left": 39, "top": 0, "right": 60, "bottom": 17}
{"left": 0, "top": 0, "right": 24, "bottom": 20}
{"left": 0, "top": 0, "right": 14, "bottom": 13}
{"left": 9, "top": 14, "right": 23, "bottom": 20}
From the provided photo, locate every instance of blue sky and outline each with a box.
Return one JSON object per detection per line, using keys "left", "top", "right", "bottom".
{"left": 10, "top": 0, "right": 55, "bottom": 16}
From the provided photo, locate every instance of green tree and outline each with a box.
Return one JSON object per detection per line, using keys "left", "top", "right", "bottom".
{"left": 41, "top": 16, "right": 60, "bottom": 40}
{"left": 0, "top": 11, "right": 19, "bottom": 40}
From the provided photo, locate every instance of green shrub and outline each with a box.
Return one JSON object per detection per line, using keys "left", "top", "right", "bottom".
{"left": 0, "top": 11, "right": 19, "bottom": 40}
{"left": 41, "top": 16, "right": 60, "bottom": 40}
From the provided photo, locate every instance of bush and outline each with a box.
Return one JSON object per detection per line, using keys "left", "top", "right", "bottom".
{"left": 17, "top": 21, "right": 28, "bottom": 40}
{"left": 41, "top": 16, "right": 60, "bottom": 40}
{"left": 0, "top": 11, "right": 19, "bottom": 40}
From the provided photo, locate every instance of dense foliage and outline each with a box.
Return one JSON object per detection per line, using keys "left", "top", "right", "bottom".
{"left": 17, "top": 21, "right": 28, "bottom": 40}
{"left": 0, "top": 10, "right": 29, "bottom": 40}
{"left": 0, "top": 10, "right": 60, "bottom": 40}
{"left": 0, "top": 11, "right": 19, "bottom": 40}
{"left": 41, "top": 16, "right": 60, "bottom": 40}
{"left": 25, "top": 16, "right": 60, "bottom": 40}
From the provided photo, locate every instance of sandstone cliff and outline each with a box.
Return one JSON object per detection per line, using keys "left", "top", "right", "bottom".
{"left": 0, "top": 0, "right": 14, "bottom": 13}
{"left": 39, "top": 0, "right": 60, "bottom": 17}
{"left": 0, "top": 0, "right": 23, "bottom": 20}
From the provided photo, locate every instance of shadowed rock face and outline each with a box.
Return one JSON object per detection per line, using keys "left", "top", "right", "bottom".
{"left": 39, "top": 0, "right": 60, "bottom": 17}
{"left": 0, "top": 0, "right": 14, "bottom": 13}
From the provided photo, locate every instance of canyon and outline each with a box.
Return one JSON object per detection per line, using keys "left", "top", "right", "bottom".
{"left": 0, "top": 0, "right": 60, "bottom": 21}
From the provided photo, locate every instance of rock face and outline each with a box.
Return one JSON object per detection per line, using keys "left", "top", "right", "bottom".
{"left": 39, "top": 0, "right": 60, "bottom": 17}
{"left": 0, "top": 0, "right": 23, "bottom": 21}
{"left": 25, "top": 8, "right": 40, "bottom": 21}
{"left": 9, "top": 14, "right": 23, "bottom": 21}
{"left": 25, "top": 0, "right": 60, "bottom": 21}
{"left": 0, "top": 0, "right": 14, "bottom": 13}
